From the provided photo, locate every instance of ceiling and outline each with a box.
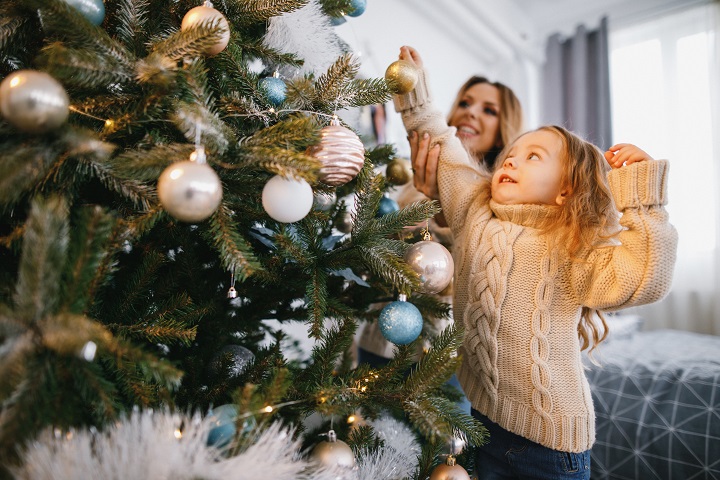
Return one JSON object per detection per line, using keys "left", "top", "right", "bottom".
{"left": 512, "top": 0, "right": 709, "bottom": 39}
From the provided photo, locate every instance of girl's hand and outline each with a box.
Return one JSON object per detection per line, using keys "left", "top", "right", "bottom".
{"left": 409, "top": 131, "right": 440, "bottom": 200}
{"left": 604, "top": 143, "right": 654, "bottom": 169}
{"left": 399, "top": 45, "right": 423, "bottom": 68}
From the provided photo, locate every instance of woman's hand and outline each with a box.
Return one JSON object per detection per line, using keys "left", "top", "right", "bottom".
{"left": 604, "top": 143, "right": 654, "bottom": 169}
{"left": 409, "top": 131, "right": 447, "bottom": 227}
{"left": 409, "top": 131, "right": 440, "bottom": 200}
{"left": 399, "top": 45, "right": 423, "bottom": 68}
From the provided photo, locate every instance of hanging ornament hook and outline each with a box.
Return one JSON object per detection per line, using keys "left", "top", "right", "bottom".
{"left": 227, "top": 266, "right": 237, "bottom": 299}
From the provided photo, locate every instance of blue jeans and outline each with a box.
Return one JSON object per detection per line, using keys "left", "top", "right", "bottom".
{"left": 472, "top": 409, "right": 591, "bottom": 480}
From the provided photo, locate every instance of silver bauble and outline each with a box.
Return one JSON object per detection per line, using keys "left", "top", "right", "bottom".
{"left": 158, "top": 160, "right": 222, "bottom": 223}
{"left": 181, "top": 5, "right": 230, "bottom": 56}
{"left": 209, "top": 345, "right": 254, "bottom": 379}
{"left": 443, "top": 435, "right": 466, "bottom": 456}
{"left": 404, "top": 240, "right": 454, "bottom": 294}
{"left": 307, "top": 123, "right": 365, "bottom": 186}
{"left": 0, "top": 70, "right": 69, "bottom": 133}
{"left": 310, "top": 430, "right": 356, "bottom": 469}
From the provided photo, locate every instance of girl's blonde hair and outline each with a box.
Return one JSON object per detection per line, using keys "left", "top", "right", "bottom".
{"left": 448, "top": 76, "right": 524, "bottom": 169}
{"left": 497, "top": 125, "right": 621, "bottom": 353}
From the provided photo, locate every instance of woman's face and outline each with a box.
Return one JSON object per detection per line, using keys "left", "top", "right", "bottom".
{"left": 448, "top": 82, "right": 502, "bottom": 156}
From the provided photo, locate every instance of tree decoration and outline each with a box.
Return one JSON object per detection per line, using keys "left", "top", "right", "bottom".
{"left": 0, "top": 70, "right": 69, "bottom": 133}
{"left": 181, "top": 2, "right": 230, "bottom": 56}
{"left": 157, "top": 147, "right": 223, "bottom": 223}
{"left": 376, "top": 195, "right": 399, "bottom": 217}
{"left": 306, "top": 117, "right": 365, "bottom": 186}
{"left": 208, "top": 345, "right": 254, "bottom": 379}
{"left": 261, "top": 175, "right": 314, "bottom": 223}
{"left": 404, "top": 240, "right": 454, "bottom": 294}
{"left": 428, "top": 455, "right": 471, "bottom": 480}
{"left": 334, "top": 209, "right": 353, "bottom": 233}
{"left": 259, "top": 72, "right": 287, "bottom": 107}
{"left": 309, "top": 430, "right": 356, "bottom": 470}
{"left": 385, "top": 60, "right": 419, "bottom": 95}
{"left": 385, "top": 158, "right": 412, "bottom": 185}
{"left": 378, "top": 294, "right": 423, "bottom": 345}
{"left": 347, "top": 0, "right": 368, "bottom": 17}
{"left": 206, "top": 403, "right": 239, "bottom": 448}
{"left": 63, "top": 0, "right": 105, "bottom": 26}
{"left": 313, "top": 190, "right": 337, "bottom": 211}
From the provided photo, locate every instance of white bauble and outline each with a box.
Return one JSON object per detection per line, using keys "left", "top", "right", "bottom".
{"left": 0, "top": 70, "right": 69, "bottom": 133}
{"left": 261, "top": 175, "right": 313, "bottom": 223}
{"left": 158, "top": 160, "right": 222, "bottom": 223}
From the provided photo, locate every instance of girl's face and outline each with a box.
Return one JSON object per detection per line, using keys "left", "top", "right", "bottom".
{"left": 448, "top": 82, "right": 502, "bottom": 156}
{"left": 491, "top": 130, "right": 569, "bottom": 206}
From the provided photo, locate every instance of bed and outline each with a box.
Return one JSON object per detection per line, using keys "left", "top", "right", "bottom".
{"left": 585, "top": 319, "right": 720, "bottom": 479}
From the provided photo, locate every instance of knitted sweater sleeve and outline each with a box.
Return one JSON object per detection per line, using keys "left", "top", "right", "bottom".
{"left": 393, "top": 69, "right": 489, "bottom": 234}
{"left": 572, "top": 160, "right": 678, "bottom": 310}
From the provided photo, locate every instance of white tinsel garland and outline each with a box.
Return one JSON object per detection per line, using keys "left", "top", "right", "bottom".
{"left": 12, "top": 409, "right": 340, "bottom": 480}
{"left": 262, "top": 0, "right": 345, "bottom": 77}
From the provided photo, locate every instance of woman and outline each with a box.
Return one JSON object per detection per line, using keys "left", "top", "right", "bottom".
{"left": 357, "top": 71, "right": 525, "bottom": 403}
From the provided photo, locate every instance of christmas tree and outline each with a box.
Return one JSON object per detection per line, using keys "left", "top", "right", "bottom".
{"left": 0, "top": 1, "right": 486, "bottom": 478}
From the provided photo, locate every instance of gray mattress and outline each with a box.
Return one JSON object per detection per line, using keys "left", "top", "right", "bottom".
{"left": 585, "top": 329, "right": 720, "bottom": 479}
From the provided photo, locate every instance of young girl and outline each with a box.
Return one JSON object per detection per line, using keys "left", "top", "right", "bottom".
{"left": 393, "top": 46, "right": 678, "bottom": 479}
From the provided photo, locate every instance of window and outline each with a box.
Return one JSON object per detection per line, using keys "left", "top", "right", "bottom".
{"left": 609, "top": 3, "right": 720, "bottom": 332}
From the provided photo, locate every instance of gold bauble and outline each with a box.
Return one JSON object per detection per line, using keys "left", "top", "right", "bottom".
{"left": 385, "top": 60, "right": 419, "bottom": 94}
{"left": 310, "top": 431, "right": 356, "bottom": 469}
{"left": 181, "top": 6, "right": 230, "bottom": 56}
{"left": 429, "top": 461, "right": 471, "bottom": 480}
{"left": 386, "top": 158, "right": 412, "bottom": 185}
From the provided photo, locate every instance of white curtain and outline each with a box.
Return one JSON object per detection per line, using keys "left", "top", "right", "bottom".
{"left": 608, "top": 2, "right": 720, "bottom": 335}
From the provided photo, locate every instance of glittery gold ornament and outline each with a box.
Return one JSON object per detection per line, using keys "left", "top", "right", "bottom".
{"left": 429, "top": 456, "right": 471, "bottom": 480}
{"left": 310, "top": 430, "right": 356, "bottom": 469}
{"left": 385, "top": 60, "right": 419, "bottom": 94}
{"left": 386, "top": 158, "right": 412, "bottom": 185}
{"left": 307, "top": 120, "right": 365, "bottom": 186}
{"left": 181, "top": 5, "right": 230, "bottom": 56}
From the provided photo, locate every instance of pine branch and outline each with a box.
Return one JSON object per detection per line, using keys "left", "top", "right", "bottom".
{"left": 403, "top": 324, "right": 463, "bottom": 397}
{"left": 113, "top": 0, "right": 151, "bottom": 56}
{"left": 23, "top": 0, "right": 135, "bottom": 69}
{"left": 305, "top": 266, "right": 329, "bottom": 338}
{"left": 143, "top": 19, "right": 226, "bottom": 64}
{"left": 37, "top": 43, "right": 135, "bottom": 88}
{"left": 13, "top": 196, "right": 68, "bottom": 324}
{"left": 232, "top": 0, "right": 309, "bottom": 25}
{"left": 319, "top": 0, "right": 354, "bottom": 19}
{"left": 205, "top": 205, "right": 261, "bottom": 280}
{"left": 61, "top": 205, "right": 116, "bottom": 315}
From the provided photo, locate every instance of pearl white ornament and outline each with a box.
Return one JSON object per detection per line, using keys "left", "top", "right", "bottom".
{"left": 181, "top": 5, "right": 230, "bottom": 56}
{"left": 157, "top": 152, "right": 222, "bottom": 223}
{"left": 310, "top": 430, "right": 356, "bottom": 469}
{"left": 0, "top": 70, "right": 69, "bottom": 133}
{"left": 404, "top": 240, "right": 454, "bottom": 294}
{"left": 262, "top": 175, "right": 314, "bottom": 223}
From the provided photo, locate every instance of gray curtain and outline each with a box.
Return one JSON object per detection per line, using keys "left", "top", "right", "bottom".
{"left": 542, "top": 17, "right": 611, "bottom": 150}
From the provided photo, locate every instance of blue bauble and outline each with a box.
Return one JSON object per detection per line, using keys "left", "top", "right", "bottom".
{"left": 260, "top": 76, "right": 287, "bottom": 107}
{"left": 378, "top": 300, "right": 423, "bottom": 345}
{"left": 376, "top": 196, "right": 399, "bottom": 217}
{"left": 206, "top": 404, "right": 238, "bottom": 448}
{"left": 347, "top": 0, "right": 367, "bottom": 17}
{"left": 329, "top": 16, "right": 347, "bottom": 26}
{"left": 63, "top": 0, "right": 105, "bottom": 26}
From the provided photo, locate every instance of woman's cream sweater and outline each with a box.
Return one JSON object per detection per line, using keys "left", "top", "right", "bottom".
{"left": 393, "top": 70, "right": 678, "bottom": 452}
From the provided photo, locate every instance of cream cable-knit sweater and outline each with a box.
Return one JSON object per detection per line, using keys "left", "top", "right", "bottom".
{"left": 393, "top": 70, "right": 678, "bottom": 453}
